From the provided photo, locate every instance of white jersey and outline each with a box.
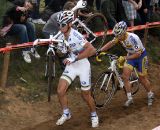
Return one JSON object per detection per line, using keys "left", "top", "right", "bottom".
{"left": 58, "top": 28, "right": 91, "bottom": 90}
{"left": 56, "top": 28, "right": 88, "bottom": 58}
{"left": 113, "top": 32, "right": 145, "bottom": 54}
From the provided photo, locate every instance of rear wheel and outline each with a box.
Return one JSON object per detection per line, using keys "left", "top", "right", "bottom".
{"left": 92, "top": 71, "right": 116, "bottom": 108}
{"left": 84, "top": 13, "right": 108, "bottom": 50}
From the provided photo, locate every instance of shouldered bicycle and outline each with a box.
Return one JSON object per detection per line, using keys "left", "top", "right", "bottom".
{"left": 33, "top": 32, "right": 69, "bottom": 102}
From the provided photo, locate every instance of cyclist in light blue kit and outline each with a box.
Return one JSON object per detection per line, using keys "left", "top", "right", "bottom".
{"left": 98, "top": 21, "right": 154, "bottom": 107}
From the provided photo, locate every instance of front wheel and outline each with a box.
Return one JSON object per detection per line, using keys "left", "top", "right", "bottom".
{"left": 47, "top": 51, "right": 55, "bottom": 102}
{"left": 130, "top": 71, "right": 139, "bottom": 95}
{"left": 92, "top": 71, "right": 116, "bottom": 108}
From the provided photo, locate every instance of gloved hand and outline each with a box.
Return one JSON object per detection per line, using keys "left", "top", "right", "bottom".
{"left": 96, "top": 52, "right": 107, "bottom": 62}
{"left": 118, "top": 56, "right": 126, "bottom": 64}
{"left": 63, "top": 56, "right": 78, "bottom": 65}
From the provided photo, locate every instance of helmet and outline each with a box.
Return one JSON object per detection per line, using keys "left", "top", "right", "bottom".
{"left": 57, "top": 11, "right": 74, "bottom": 27}
{"left": 113, "top": 21, "right": 127, "bottom": 36}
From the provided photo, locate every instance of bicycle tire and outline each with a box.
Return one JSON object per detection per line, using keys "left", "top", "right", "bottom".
{"left": 123, "top": 72, "right": 140, "bottom": 96}
{"left": 92, "top": 71, "right": 116, "bottom": 108}
{"left": 47, "top": 51, "right": 55, "bottom": 102}
{"left": 84, "top": 13, "right": 108, "bottom": 50}
{"left": 130, "top": 71, "right": 139, "bottom": 95}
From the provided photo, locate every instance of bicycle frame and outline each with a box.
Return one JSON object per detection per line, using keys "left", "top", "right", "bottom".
{"left": 72, "top": 18, "right": 97, "bottom": 43}
{"left": 105, "top": 54, "right": 139, "bottom": 89}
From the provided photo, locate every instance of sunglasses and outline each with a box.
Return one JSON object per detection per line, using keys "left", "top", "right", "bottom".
{"left": 58, "top": 23, "right": 67, "bottom": 28}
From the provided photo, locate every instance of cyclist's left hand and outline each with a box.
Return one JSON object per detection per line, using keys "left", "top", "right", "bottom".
{"left": 63, "top": 56, "right": 78, "bottom": 65}
{"left": 118, "top": 56, "right": 126, "bottom": 64}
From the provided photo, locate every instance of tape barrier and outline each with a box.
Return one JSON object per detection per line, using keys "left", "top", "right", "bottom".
{"left": 0, "top": 21, "right": 160, "bottom": 53}
{"left": 95, "top": 21, "right": 160, "bottom": 36}
{"left": 0, "top": 41, "right": 50, "bottom": 53}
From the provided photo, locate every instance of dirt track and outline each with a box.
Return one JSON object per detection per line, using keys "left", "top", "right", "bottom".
{"left": 0, "top": 64, "right": 160, "bottom": 130}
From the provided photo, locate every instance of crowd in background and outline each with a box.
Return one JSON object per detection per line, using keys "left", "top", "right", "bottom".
{"left": 0, "top": 0, "right": 160, "bottom": 63}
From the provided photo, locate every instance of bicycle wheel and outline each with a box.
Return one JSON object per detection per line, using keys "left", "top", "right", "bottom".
{"left": 84, "top": 13, "right": 108, "bottom": 50}
{"left": 92, "top": 71, "right": 116, "bottom": 108}
{"left": 47, "top": 51, "right": 55, "bottom": 102}
{"left": 130, "top": 71, "right": 139, "bottom": 95}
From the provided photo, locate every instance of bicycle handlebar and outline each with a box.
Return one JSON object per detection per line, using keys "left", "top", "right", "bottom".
{"left": 33, "top": 31, "right": 69, "bottom": 47}
{"left": 96, "top": 52, "right": 118, "bottom": 62}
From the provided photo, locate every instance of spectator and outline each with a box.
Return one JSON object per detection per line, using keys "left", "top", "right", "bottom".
{"left": 45, "top": 0, "right": 52, "bottom": 6}
{"left": 136, "top": 0, "right": 148, "bottom": 24}
{"left": 2, "top": 0, "right": 40, "bottom": 63}
{"left": 42, "top": 1, "right": 76, "bottom": 38}
{"left": 31, "top": 0, "right": 46, "bottom": 24}
{"left": 96, "top": 0, "right": 101, "bottom": 10}
{"left": 101, "top": 0, "right": 128, "bottom": 29}
{"left": 41, "top": 0, "right": 67, "bottom": 21}
{"left": 101, "top": 0, "right": 117, "bottom": 29}
{"left": 122, "top": 0, "right": 139, "bottom": 27}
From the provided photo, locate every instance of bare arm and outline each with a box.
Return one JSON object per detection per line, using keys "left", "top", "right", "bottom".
{"left": 128, "top": 0, "right": 139, "bottom": 9}
{"left": 125, "top": 51, "right": 142, "bottom": 60}
{"left": 77, "top": 42, "right": 96, "bottom": 60}
{"left": 100, "top": 40, "right": 116, "bottom": 52}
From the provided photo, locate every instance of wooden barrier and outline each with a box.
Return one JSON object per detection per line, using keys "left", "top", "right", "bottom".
{"left": 0, "top": 43, "right": 11, "bottom": 87}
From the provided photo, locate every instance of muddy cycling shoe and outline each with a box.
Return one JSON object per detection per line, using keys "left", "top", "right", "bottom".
{"left": 91, "top": 116, "right": 99, "bottom": 128}
{"left": 148, "top": 93, "right": 154, "bottom": 106}
{"left": 22, "top": 51, "right": 31, "bottom": 63}
{"left": 30, "top": 48, "right": 41, "bottom": 59}
{"left": 56, "top": 113, "right": 71, "bottom": 125}
{"left": 124, "top": 99, "right": 134, "bottom": 107}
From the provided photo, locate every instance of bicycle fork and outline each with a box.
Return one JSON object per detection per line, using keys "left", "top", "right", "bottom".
{"left": 100, "top": 72, "right": 113, "bottom": 91}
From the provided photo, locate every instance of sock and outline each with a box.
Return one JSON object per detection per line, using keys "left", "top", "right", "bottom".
{"left": 63, "top": 108, "right": 70, "bottom": 116}
{"left": 127, "top": 92, "right": 132, "bottom": 100}
{"left": 148, "top": 91, "right": 153, "bottom": 98}
{"left": 91, "top": 111, "right": 97, "bottom": 117}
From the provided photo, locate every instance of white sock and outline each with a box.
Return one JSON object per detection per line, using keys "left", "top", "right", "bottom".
{"left": 91, "top": 111, "right": 97, "bottom": 117}
{"left": 148, "top": 91, "right": 153, "bottom": 97}
{"left": 127, "top": 92, "right": 132, "bottom": 100}
{"left": 63, "top": 108, "right": 70, "bottom": 116}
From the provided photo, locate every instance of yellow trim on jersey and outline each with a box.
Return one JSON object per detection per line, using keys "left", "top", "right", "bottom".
{"left": 138, "top": 56, "right": 148, "bottom": 76}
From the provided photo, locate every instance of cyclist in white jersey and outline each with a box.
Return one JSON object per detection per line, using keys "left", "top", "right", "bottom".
{"left": 97, "top": 21, "right": 154, "bottom": 107}
{"left": 55, "top": 11, "right": 99, "bottom": 128}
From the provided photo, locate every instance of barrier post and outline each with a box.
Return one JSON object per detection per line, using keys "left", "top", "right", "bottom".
{"left": 143, "top": 22, "right": 149, "bottom": 47}
{"left": 0, "top": 43, "right": 11, "bottom": 87}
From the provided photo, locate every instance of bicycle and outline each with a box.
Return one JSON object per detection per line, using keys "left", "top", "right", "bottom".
{"left": 33, "top": 32, "right": 69, "bottom": 102}
{"left": 71, "top": 0, "right": 108, "bottom": 50}
{"left": 91, "top": 52, "right": 140, "bottom": 108}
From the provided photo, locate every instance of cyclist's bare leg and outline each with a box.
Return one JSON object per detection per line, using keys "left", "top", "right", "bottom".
{"left": 81, "top": 90, "right": 96, "bottom": 112}
{"left": 139, "top": 75, "right": 152, "bottom": 92}
{"left": 56, "top": 78, "right": 71, "bottom": 125}
{"left": 81, "top": 89, "right": 99, "bottom": 127}
{"left": 122, "top": 66, "right": 132, "bottom": 93}
{"left": 139, "top": 75, "right": 154, "bottom": 106}
{"left": 57, "top": 78, "right": 70, "bottom": 110}
{"left": 122, "top": 66, "right": 134, "bottom": 106}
